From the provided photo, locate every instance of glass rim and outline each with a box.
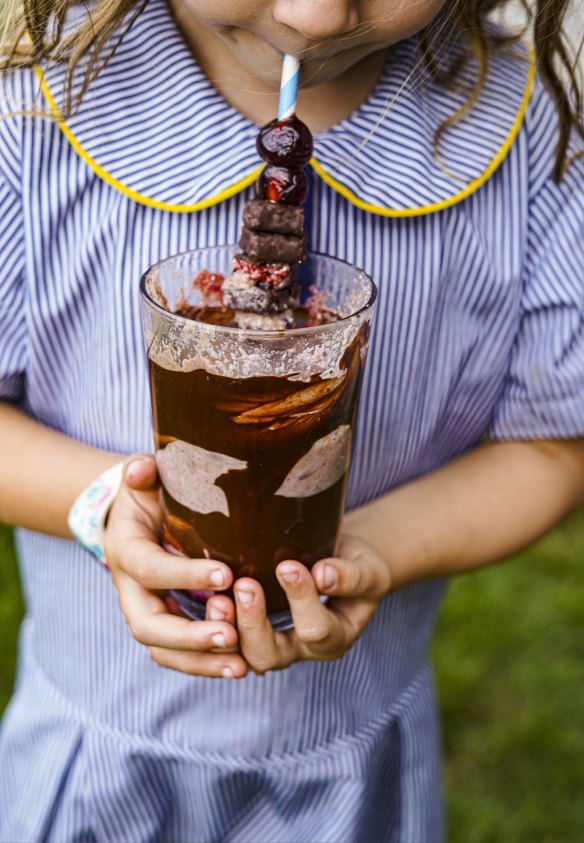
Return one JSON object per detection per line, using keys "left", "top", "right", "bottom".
{"left": 139, "top": 245, "right": 378, "bottom": 339}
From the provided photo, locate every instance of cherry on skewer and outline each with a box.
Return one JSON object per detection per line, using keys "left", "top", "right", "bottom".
{"left": 256, "top": 165, "right": 308, "bottom": 206}
{"left": 257, "top": 116, "right": 313, "bottom": 168}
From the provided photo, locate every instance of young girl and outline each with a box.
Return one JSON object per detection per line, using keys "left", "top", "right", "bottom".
{"left": 0, "top": 0, "right": 583, "bottom": 840}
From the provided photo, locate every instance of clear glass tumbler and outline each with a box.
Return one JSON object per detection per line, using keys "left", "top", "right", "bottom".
{"left": 140, "top": 246, "right": 377, "bottom": 629}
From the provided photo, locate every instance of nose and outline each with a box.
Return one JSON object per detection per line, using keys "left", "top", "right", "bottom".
{"left": 273, "top": 0, "right": 359, "bottom": 41}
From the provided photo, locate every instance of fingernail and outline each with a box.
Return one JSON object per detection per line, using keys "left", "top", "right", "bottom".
{"left": 210, "top": 568, "right": 225, "bottom": 587}
{"left": 322, "top": 564, "right": 337, "bottom": 589}
{"left": 236, "top": 588, "right": 254, "bottom": 605}
{"left": 208, "top": 607, "right": 226, "bottom": 621}
{"left": 212, "top": 633, "right": 226, "bottom": 648}
{"left": 222, "top": 666, "right": 234, "bottom": 678}
{"left": 278, "top": 564, "right": 299, "bottom": 584}
{"left": 124, "top": 460, "right": 142, "bottom": 482}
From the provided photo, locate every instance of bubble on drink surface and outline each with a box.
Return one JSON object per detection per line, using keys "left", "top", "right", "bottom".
{"left": 275, "top": 424, "right": 351, "bottom": 498}
{"left": 156, "top": 440, "right": 247, "bottom": 517}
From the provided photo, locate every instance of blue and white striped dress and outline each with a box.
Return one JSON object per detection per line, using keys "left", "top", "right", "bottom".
{"left": 1, "top": 2, "right": 583, "bottom": 840}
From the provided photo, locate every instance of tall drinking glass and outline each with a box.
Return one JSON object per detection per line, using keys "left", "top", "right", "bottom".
{"left": 140, "top": 246, "right": 377, "bottom": 629}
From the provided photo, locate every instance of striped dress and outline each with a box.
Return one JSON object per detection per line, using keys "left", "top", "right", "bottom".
{"left": 1, "top": 2, "right": 583, "bottom": 840}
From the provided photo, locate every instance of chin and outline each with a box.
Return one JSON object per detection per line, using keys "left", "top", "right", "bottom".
{"left": 297, "top": 48, "right": 381, "bottom": 88}
{"left": 301, "top": 44, "right": 387, "bottom": 88}
{"left": 239, "top": 41, "right": 387, "bottom": 90}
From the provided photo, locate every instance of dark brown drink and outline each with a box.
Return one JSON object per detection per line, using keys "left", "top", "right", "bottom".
{"left": 150, "top": 331, "right": 362, "bottom": 615}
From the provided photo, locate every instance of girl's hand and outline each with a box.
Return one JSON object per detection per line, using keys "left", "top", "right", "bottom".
{"left": 233, "top": 537, "right": 392, "bottom": 674}
{"left": 104, "top": 454, "right": 248, "bottom": 679}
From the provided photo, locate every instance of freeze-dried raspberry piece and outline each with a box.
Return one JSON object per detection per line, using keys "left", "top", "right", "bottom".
{"left": 232, "top": 254, "right": 292, "bottom": 288}
{"left": 194, "top": 270, "right": 224, "bottom": 306}
{"left": 305, "top": 285, "right": 331, "bottom": 326}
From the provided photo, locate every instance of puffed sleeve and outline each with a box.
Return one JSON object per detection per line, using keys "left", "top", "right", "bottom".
{"left": 488, "top": 80, "right": 584, "bottom": 441}
{"left": 0, "top": 95, "right": 27, "bottom": 403}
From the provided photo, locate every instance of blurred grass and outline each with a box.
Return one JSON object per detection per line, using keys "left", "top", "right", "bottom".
{"left": 433, "top": 507, "right": 584, "bottom": 843}
{"left": 0, "top": 515, "right": 583, "bottom": 842}
{"left": 0, "top": 526, "right": 23, "bottom": 713}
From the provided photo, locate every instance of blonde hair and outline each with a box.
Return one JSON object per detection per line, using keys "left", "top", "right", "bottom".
{"left": 1, "top": 0, "right": 583, "bottom": 179}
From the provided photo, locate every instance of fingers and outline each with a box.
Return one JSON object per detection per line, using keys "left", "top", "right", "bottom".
{"left": 277, "top": 559, "right": 378, "bottom": 656}
{"left": 233, "top": 556, "right": 385, "bottom": 672}
{"left": 123, "top": 581, "right": 236, "bottom": 651}
{"left": 117, "top": 575, "right": 246, "bottom": 678}
{"left": 205, "top": 594, "right": 236, "bottom": 626}
{"left": 234, "top": 579, "right": 292, "bottom": 672}
{"left": 234, "top": 562, "right": 350, "bottom": 672}
{"left": 114, "top": 538, "right": 234, "bottom": 593}
{"left": 107, "top": 453, "right": 249, "bottom": 679}
{"left": 124, "top": 454, "right": 159, "bottom": 491}
{"left": 148, "top": 646, "right": 247, "bottom": 678}
{"left": 275, "top": 562, "right": 346, "bottom": 656}
{"left": 106, "top": 455, "right": 162, "bottom": 547}
{"left": 118, "top": 454, "right": 161, "bottom": 535}
{"left": 311, "top": 539, "right": 392, "bottom": 601}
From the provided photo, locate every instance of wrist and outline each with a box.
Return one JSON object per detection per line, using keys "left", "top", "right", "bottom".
{"left": 343, "top": 499, "right": 433, "bottom": 591}
{"left": 68, "top": 461, "right": 126, "bottom": 566}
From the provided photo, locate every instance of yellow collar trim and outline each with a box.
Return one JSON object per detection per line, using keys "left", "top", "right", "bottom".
{"left": 34, "top": 49, "right": 535, "bottom": 217}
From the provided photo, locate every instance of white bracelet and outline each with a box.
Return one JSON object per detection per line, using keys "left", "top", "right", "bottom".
{"left": 67, "top": 461, "right": 125, "bottom": 567}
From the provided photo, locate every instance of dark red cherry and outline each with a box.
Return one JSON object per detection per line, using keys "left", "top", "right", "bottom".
{"left": 257, "top": 116, "right": 313, "bottom": 167}
{"left": 256, "top": 165, "right": 308, "bottom": 205}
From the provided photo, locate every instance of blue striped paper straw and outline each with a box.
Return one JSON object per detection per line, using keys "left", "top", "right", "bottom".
{"left": 278, "top": 54, "right": 300, "bottom": 119}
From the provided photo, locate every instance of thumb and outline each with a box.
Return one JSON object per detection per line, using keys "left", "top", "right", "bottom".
{"left": 124, "top": 453, "right": 159, "bottom": 491}
{"left": 113, "top": 454, "right": 161, "bottom": 536}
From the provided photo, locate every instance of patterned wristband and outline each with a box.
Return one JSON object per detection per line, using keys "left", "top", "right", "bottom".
{"left": 68, "top": 462, "right": 126, "bottom": 567}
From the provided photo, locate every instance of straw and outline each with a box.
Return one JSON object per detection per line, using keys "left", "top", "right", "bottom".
{"left": 278, "top": 54, "right": 300, "bottom": 120}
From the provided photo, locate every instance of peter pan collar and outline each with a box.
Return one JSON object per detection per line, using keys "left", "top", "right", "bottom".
{"left": 36, "top": 0, "right": 534, "bottom": 216}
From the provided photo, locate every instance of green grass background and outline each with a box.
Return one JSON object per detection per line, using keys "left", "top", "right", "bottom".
{"left": 1, "top": 517, "right": 583, "bottom": 842}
